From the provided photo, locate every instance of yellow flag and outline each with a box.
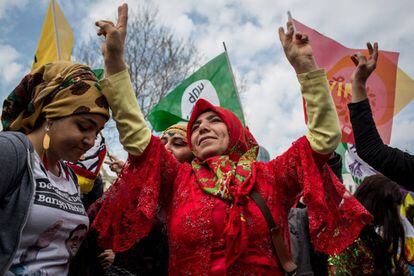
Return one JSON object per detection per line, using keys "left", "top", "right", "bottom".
{"left": 400, "top": 193, "right": 414, "bottom": 263}
{"left": 401, "top": 192, "right": 414, "bottom": 217}
{"left": 394, "top": 67, "right": 414, "bottom": 115}
{"left": 32, "top": 0, "right": 74, "bottom": 70}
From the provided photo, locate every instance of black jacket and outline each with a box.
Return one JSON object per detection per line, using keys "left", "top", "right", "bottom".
{"left": 349, "top": 99, "right": 414, "bottom": 191}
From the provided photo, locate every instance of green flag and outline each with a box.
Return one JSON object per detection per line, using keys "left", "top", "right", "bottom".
{"left": 335, "top": 142, "right": 378, "bottom": 184}
{"left": 148, "top": 52, "right": 245, "bottom": 131}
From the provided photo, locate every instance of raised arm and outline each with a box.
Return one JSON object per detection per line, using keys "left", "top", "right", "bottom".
{"left": 96, "top": 4, "right": 151, "bottom": 156}
{"left": 278, "top": 21, "right": 341, "bottom": 155}
{"left": 259, "top": 22, "right": 373, "bottom": 256}
{"left": 348, "top": 42, "right": 414, "bottom": 190}
{"left": 90, "top": 5, "right": 181, "bottom": 251}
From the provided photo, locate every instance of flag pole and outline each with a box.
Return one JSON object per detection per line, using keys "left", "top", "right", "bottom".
{"left": 51, "top": 0, "right": 62, "bottom": 60}
{"left": 222, "top": 41, "right": 227, "bottom": 52}
{"left": 222, "top": 41, "right": 246, "bottom": 125}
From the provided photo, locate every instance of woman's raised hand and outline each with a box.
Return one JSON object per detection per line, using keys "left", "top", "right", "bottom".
{"left": 350, "top": 42, "right": 378, "bottom": 102}
{"left": 278, "top": 20, "right": 317, "bottom": 74}
{"left": 104, "top": 154, "right": 125, "bottom": 175}
{"left": 350, "top": 42, "right": 378, "bottom": 84}
{"left": 96, "top": 3, "right": 128, "bottom": 75}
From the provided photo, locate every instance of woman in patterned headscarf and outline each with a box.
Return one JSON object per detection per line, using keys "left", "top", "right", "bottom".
{"left": 0, "top": 61, "right": 110, "bottom": 275}
{"left": 106, "top": 123, "right": 194, "bottom": 175}
{"left": 90, "top": 4, "right": 373, "bottom": 275}
{"left": 104, "top": 123, "right": 193, "bottom": 275}
{"left": 160, "top": 123, "right": 194, "bottom": 164}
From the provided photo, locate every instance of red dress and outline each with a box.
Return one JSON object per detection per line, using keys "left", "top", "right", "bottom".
{"left": 91, "top": 100, "right": 371, "bottom": 275}
{"left": 92, "top": 137, "right": 371, "bottom": 275}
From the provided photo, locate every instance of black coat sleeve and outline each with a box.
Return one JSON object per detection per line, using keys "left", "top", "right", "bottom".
{"left": 348, "top": 99, "right": 414, "bottom": 191}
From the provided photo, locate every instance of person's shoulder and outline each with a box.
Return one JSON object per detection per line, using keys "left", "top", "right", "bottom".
{"left": 0, "top": 132, "right": 31, "bottom": 198}
{"left": 0, "top": 131, "right": 30, "bottom": 146}
{"left": 0, "top": 131, "right": 31, "bottom": 155}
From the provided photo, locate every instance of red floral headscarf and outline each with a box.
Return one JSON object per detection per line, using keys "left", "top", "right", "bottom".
{"left": 188, "top": 99, "right": 260, "bottom": 266}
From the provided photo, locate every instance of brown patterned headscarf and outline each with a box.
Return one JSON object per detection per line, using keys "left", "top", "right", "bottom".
{"left": 2, "top": 61, "right": 110, "bottom": 133}
{"left": 161, "top": 123, "right": 187, "bottom": 140}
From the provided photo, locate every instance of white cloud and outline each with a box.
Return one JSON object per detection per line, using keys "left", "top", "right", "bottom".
{"left": 0, "top": 0, "right": 29, "bottom": 19}
{"left": 70, "top": 0, "right": 414, "bottom": 157}
{"left": 69, "top": 0, "right": 163, "bottom": 43}
{"left": 168, "top": 13, "right": 195, "bottom": 39}
{"left": 4, "top": 63, "right": 24, "bottom": 83}
{"left": 0, "top": 44, "right": 26, "bottom": 84}
{"left": 243, "top": 61, "right": 307, "bottom": 156}
{"left": 391, "top": 100, "right": 414, "bottom": 153}
{"left": 391, "top": 118, "right": 414, "bottom": 153}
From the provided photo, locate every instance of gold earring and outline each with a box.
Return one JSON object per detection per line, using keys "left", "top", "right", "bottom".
{"left": 43, "top": 125, "right": 51, "bottom": 150}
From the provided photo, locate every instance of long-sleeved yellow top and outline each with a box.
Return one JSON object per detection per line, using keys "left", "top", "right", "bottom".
{"left": 101, "top": 68, "right": 341, "bottom": 156}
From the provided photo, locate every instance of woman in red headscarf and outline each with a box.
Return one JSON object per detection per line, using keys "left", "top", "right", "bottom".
{"left": 91, "top": 4, "right": 372, "bottom": 275}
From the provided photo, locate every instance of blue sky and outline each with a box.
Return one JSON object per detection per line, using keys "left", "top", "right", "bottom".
{"left": 1, "top": 0, "right": 414, "bottom": 159}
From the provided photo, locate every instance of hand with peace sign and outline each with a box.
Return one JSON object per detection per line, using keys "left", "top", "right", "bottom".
{"left": 350, "top": 42, "right": 379, "bottom": 102}
{"left": 278, "top": 20, "right": 318, "bottom": 74}
{"left": 96, "top": 3, "right": 128, "bottom": 76}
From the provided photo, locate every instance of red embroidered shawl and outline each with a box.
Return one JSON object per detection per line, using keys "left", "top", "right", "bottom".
{"left": 91, "top": 100, "right": 372, "bottom": 275}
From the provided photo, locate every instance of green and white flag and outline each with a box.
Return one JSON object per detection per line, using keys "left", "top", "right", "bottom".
{"left": 336, "top": 142, "right": 378, "bottom": 184}
{"left": 148, "top": 52, "right": 245, "bottom": 131}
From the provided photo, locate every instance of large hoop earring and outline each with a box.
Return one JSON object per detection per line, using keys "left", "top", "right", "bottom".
{"left": 43, "top": 124, "right": 51, "bottom": 150}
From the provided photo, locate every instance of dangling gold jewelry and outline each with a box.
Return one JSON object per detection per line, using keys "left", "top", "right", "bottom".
{"left": 43, "top": 125, "right": 51, "bottom": 150}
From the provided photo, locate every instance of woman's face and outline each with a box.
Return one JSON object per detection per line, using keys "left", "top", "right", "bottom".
{"left": 48, "top": 114, "right": 106, "bottom": 163}
{"left": 190, "top": 111, "right": 229, "bottom": 160}
{"left": 161, "top": 131, "right": 193, "bottom": 163}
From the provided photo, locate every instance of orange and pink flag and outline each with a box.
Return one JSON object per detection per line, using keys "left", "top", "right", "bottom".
{"left": 294, "top": 19, "right": 400, "bottom": 144}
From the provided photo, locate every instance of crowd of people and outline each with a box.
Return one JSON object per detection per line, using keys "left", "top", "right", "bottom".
{"left": 1, "top": 3, "right": 413, "bottom": 276}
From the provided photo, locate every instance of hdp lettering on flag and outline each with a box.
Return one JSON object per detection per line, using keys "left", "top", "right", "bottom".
{"left": 148, "top": 53, "right": 245, "bottom": 131}
{"left": 294, "top": 19, "right": 399, "bottom": 144}
{"left": 32, "top": 0, "right": 74, "bottom": 70}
